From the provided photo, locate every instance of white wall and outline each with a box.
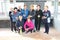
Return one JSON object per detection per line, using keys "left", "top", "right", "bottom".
{"left": 0, "top": 0, "right": 24, "bottom": 20}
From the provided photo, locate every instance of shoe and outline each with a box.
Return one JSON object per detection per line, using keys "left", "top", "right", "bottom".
{"left": 33, "top": 30, "right": 36, "bottom": 32}
{"left": 46, "top": 32, "right": 48, "bottom": 34}
{"left": 44, "top": 32, "right": 48, "bottom": 34}
{"left": 37, "top": 30, "right": 40, "bottom": 32}
{"left": 44, "top": 32, "right": 46, "bottom": 33}
{"left": 15, "top": 31, "right": 17, "bottom": 33}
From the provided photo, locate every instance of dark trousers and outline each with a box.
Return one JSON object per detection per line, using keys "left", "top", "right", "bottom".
{"left": 10, "top": 18, "right": 13, "bottom": 31}
{"left": 35, "top": 19, "right": 41, "bottom": 31}
{"left": 17, "top": 27, "right": 20, "bottom": 33}
{"left": 26, "top": 25, "right": 33, "bottom": 33}
{"left": 24, "top": 19, "right": 27, "bottom": 23}
{"left": 44, "top": 23, "right": 49, "bottom": 34}
{"left": 11, "top": 22, "right": 16, "bottom": 31}
{"left": 22, "top": 19, "right": 27, "bottom": 32}
{"left": 17, "top": 27, "right": 23, "bottom": 34}
{"left": 26, "top": 29, "right": 33, "bottom": 33}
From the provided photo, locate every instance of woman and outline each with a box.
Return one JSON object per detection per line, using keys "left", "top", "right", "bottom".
{"left": 16, "top": 15, "right": 24, "bottom": 34}
{"left": 21, "top": 4, "right": 29, "bottom": 32}
{"left": 35, "top": 5, "right": 43, "bottom": 32}
{"left": 29, "top": 4, "right": 36, "bottom": 32}
{"left": 12, "top": 7, "right": 19, "bottom": 32}
{"left": 24, "top": 16, "right": 34, "bottom": 33}
{"left": 42, "top": 6, "right": 51, "bottom": 34}
{"left": 9, "top": 7, "right": 14, "bottom": 32}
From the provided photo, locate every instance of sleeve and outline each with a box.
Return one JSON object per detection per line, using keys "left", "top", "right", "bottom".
{"left": 35, "top": 10, "right": 37, "bottom": 17}
{"left": 21, "top": 9, "right": 24, "bottom": 15}
{"left": 32, "top": 10, "right": 36, "bottom": 17}
{"left": 47, "top": 11, "right": 51, "bottom": 23}
{"left": 41, "top": 10, "right": 43, "bottom": 17}
{"left": 9, "top": 11, "right": 11, "bottom": 17}
{"left": 28, "top": 21, "right": 34, "bottom": 30}
{"left": 49, "top": 11, "right": 51, "bottom": 17}
{"left": 26, "top": 10, "right": 29, "bottom": 17}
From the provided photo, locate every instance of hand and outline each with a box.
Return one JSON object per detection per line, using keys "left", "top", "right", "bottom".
{"left": 23, "top": 14, "right": 26, "bottom": 17}
{"left": 30, "top": 15, "right": 32, "bottom": 17}
{"left": 42, "top": 16, "right": 47, "bottom": 19}
{"left": 25, "top": 29, "right": 28, "bottom": 31}
{"left": 19, "top": 27, "right": 22, "bottom": 29}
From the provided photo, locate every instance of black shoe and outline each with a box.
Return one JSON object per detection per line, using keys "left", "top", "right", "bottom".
{"left": 46, "top": 32, "right": 48, "bottom": 34}
{"left": 44, "top": 32, "right": 48, "bottom": 34}
{"left": 44, "top": 32, "right": 46, "bottom": 33}
{"left": 33, "top": 30, "right": 36, "bottom": 32}
{"left": 37, "top": 30, "right": 40, "bottom": 32}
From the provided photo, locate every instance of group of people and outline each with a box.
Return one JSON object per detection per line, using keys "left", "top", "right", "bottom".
{"left": 9, "top": 4, "right": 51, "bottom": 34}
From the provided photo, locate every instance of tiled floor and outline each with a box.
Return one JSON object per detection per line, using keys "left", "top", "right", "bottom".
{"left": 0, "top": 27, "right": 60, "bottom": 40}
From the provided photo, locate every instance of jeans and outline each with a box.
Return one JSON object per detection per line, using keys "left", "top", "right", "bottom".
{"left": 32, "top": 19, "right": 36, "bottom": 31}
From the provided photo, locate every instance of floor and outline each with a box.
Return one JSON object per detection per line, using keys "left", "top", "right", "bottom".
{"left": 0, "top": 27, "right": 60, "bottom": 40}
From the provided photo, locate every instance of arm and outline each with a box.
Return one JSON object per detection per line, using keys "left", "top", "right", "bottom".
{"left": 42, "top": 11, "right": 47, "bottom": 19}
{"left": 9, "top": 11, "right": 11, "bottom": 17}
{"left": 32, "top": 10, "right": 36, "bottom": 17}
{"left": 27, "top": 21, "right": 34, "bottom": 30}
{"left": 48, "top": 11, "right": 51, "bottom": 17}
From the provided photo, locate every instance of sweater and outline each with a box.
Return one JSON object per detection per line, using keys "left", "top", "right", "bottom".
{"left": 24, "top": 20, "right": 34, "bottom": 30}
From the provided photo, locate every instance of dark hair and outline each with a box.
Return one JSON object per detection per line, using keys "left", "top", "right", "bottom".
{"left": 14, "top": 7, "right": 17, "bottom": 10}
{"left": 37, "top": 5, "right": 41, "bottom": 7}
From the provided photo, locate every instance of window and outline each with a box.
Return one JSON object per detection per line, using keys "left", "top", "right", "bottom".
{"left": 52, "top": 1, "right": 60, "bottom": 6}
{"left": 58, "top": 2, "right": 60, "bottom": 6}
{"left": 52, "top": 1, "right": 54, "bottom": 6}
{"left": 10, "top": 0, "right": 13, "bottom": 3}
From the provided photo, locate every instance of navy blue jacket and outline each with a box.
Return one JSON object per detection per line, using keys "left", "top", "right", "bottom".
{"left": 12, "top": 12, "right": 22, "bottom": 22}
{"left": 43, "top": 10, "right": 51, "bottom": 23}
{"left": 9, "top": 11, "right": 13, "bottom": 21}
{"left": 16, "top": 20, "right": 24, "bottom": 27}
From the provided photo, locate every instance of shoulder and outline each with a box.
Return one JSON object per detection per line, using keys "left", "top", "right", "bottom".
{"left": 47, "top": 10, "right": 50, "bottom": 12}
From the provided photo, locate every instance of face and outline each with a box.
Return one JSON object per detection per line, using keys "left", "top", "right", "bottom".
{"left": 37, "top": 6, "right": 40, "bottom": 10}
{"left": 24, "top": 5, "right": 27, "bottom": 9}
{"left": 30, "top": 5, "right": 34, "bottom": 10}
{"left": 14, "top": 9, "right": 17, "bottom": 12}
{"left": 44, "top": 6, "right": 48, "bottom": 11}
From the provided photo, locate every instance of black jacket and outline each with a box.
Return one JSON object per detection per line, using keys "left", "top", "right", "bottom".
{"left": 43, "top": 10, "right": 51, "bottom": 23}
{"left": 29, "top": 10, "right": 36, "bottom": 19}
{"left": 9, "top": 11, "right": 12, "bottom": 17}
{"left": 35, "top": 9, "right": 43, "bottom": 20}
{"left": 9, "top": 11, "right": 13, "bottom": 21}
